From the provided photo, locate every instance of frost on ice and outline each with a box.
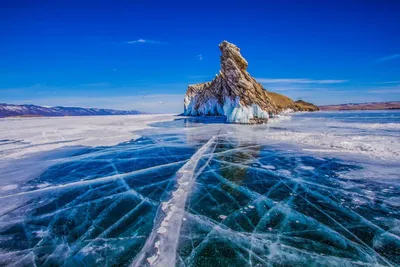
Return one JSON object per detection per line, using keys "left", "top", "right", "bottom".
{"left": 0, "top": 114, "right": 399, "bottom": 266}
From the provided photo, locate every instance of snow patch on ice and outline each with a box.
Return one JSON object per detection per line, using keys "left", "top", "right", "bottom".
{"left": 1, "top": 184, "right": 18, "bottom": 191}
{"left": 262, "top": 120, "right": 400, "bottom": 162}
{"left": 0, "top": 114, "right": 176, "bottom": 160}
{"left": 299, "top": 165, "right": 315, "bottom": 171}
{"left": 36, "top": 182, "right": 51, "bottom": 188}
{"left": 271, "top": 131, "right": 400, "bottom": 161}
{"left": 328, "top": 122, "right": 400, "bottom": 130}
{"left": 264, "top": 165, "right": 276, "bottom": 170}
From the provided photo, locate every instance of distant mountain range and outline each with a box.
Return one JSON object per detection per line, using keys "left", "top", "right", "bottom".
{"left": 0, "top": 103, "right": 145, "bottom": 118}
{"left": 319, "top": 101, "right": 400, "bottom": 111}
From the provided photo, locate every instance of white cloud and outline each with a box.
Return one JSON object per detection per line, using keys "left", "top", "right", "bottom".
{"left": 125, "top": 39, "right": 164, "bottom": 44}
{"left": 256, "top": 78, "right": 348, "bottom": 84}
{"left": 377, "top": 54, "right": 400, "bottom": 62}
{"left": 196, "top": 54, "right": 203, "bottom": 60}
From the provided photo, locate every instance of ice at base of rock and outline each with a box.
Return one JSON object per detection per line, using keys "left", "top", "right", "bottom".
{"left": 184, "top": 96, "right": 270, "bottom": 124}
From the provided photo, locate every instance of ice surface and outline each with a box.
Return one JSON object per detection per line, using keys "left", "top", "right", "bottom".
{"left": 0, "top": 114, "right": 176, "bottom": 160}
{"left": 265, "top": 111, "right": 400, "bottom": 162}
{"left": 0, "top": 111, "right": 399, "bottom": 266}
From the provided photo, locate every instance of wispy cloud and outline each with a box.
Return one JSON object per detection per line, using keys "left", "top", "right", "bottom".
{"left": 376, "top": 81, "right": 400, "bottom": 84}
{"left": 368, "top": 86, "right": 400, "bottom": 94}
{"left": 196, "top": 54, "right": 203, "bottom": 60}
{"left": 256, "top": 78, "right": 348, "bottom": 84}
{"left": 377, "top": 54, "right": 400, "bottom": 62}
{"left": 125, "top": 39, "right": 164, "bottom": 44}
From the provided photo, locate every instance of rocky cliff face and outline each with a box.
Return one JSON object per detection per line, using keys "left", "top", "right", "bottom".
{"left": 183, "top": 41, "right": 317, "bottom": 123}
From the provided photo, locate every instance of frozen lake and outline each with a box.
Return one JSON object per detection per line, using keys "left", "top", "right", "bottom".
{"left": 0, "top": 111, "right": 399, "bottom": 266}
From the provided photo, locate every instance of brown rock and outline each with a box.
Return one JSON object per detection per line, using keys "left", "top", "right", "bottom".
{"left": 184, "top": 41, "right": 317, "bottom": 123}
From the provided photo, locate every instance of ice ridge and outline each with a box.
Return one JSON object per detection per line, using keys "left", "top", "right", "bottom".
{"left": 132, "top": 135, "right": 218, "bottom": 266}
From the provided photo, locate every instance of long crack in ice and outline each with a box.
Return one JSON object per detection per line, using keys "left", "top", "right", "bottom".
{"left": 132, "top": 135, "right": 218, "bottom": 267}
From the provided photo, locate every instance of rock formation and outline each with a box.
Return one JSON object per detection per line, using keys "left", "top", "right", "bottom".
{"left": 268, "top": 92, "right": 319, "bottom": 112}
{"left": 183, "top": 41, "right": 317, "bottom": 123}
{"left": 294, "top": 100, "right": 319, "bottom": 111}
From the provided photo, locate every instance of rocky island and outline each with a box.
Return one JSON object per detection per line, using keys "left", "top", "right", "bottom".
{"left": 183, "top": 41, "right": 318, "bottom": 124}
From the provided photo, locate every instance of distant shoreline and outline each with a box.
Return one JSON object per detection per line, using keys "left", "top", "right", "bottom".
{"left": 319, "top": 101, "right": 400, "bottom": 111}
{"left": 0, "top": 114, "right": 159, "bottom": 119}
{"left": 319, "top": 108, "right": 400, "bottom": 111}
{"left": 0, "top": 103, "right": 146, "bottom": 118}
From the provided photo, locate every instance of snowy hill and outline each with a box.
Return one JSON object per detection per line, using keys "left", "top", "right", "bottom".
{"left": 0, "top": 103, "right": 145, "bottom": 118}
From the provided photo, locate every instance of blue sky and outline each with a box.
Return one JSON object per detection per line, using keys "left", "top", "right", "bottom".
{"left": 1, "top": 0, "right": 399, "bottom": 113}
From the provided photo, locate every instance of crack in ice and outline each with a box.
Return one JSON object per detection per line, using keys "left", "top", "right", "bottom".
{"left": 0, "top": 160, "right": 187, "bottom": 200}
{"left": 132, "top": 135, "right": 218, "bottom": 267}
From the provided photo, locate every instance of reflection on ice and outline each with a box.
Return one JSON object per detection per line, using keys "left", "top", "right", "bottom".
{"left": 0, "top": 113, "right": 399, "bottom": 266}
